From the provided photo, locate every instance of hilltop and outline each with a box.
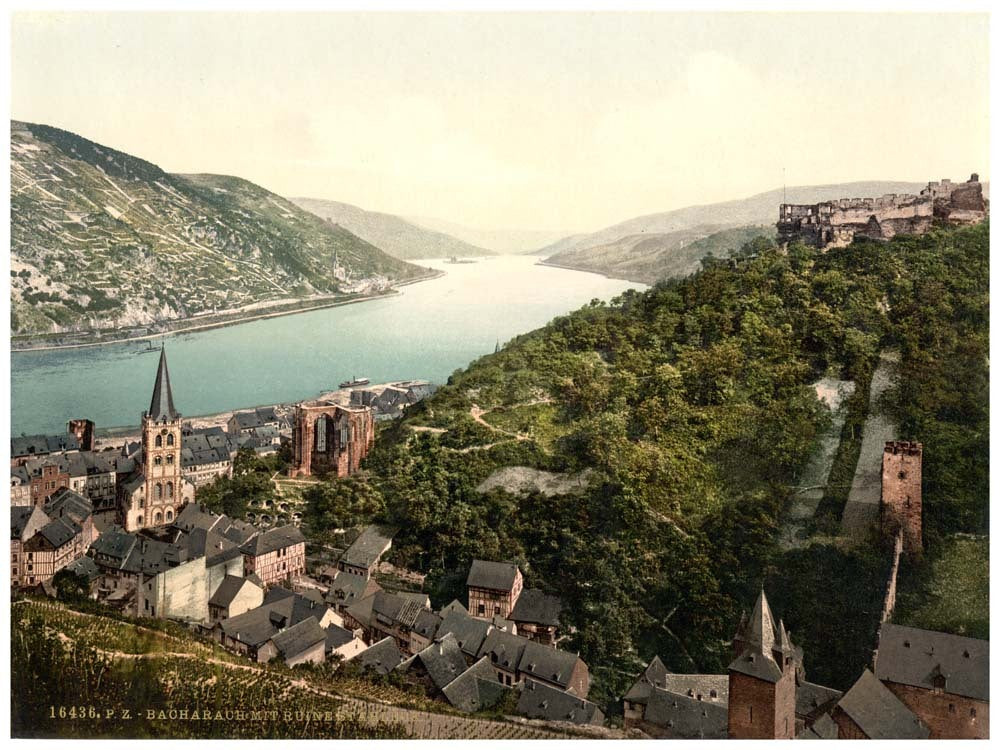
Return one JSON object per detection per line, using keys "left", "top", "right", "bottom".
{"left": 538, "top": 181, "right": 930, "bottom": 281}
{"left": 541, "top": 224, "right": 775, "bottom": 284}
{"left": 10, "top": 121, "right": 427, "bottom": 338}
{"left": 405, "top": 215, "right": 576, "bottom": 255}
{"left": 290, "top": 197, "right": 494, "bottom": 260}
{"left": 362, "top": 221, "right": 988, "bottom": 706}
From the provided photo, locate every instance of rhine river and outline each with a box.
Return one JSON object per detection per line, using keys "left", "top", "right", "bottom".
{"left": 11, "top": 256, "right": 644, "bottom": 435}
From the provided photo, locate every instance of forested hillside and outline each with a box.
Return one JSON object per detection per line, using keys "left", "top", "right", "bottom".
{"left": 350, "top": 221, "right": 987, "bottom": 707}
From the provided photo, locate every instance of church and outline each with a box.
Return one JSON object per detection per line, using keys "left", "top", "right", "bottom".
{"left": 116, "top": 348, "right": 196, "bottom": 532}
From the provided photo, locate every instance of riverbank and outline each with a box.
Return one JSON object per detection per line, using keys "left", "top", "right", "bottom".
{"left": 11, "top": 268, "right": 446, "bottom": 353}
{"left": 535, "top": 259, "right": 646, "bottom": 285}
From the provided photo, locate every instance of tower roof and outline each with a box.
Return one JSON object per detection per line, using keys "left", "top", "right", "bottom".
{"left": 745, "top": 589, "right": 777, "bottom": 654}
{"left": 147, "top": 347, "right": 179, "bottom": 421}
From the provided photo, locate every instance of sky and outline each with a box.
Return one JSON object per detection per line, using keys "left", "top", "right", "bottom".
{"left": 11, "top": 12, "right": 990, "bottom": 234}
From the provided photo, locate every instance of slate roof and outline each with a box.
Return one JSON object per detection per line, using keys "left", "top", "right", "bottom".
{"left": 373, "top": 591, "right": 426, "bottom": 630}
{"left": 147, "top": 348, "right": 179, "bottom": 421}
{"left": 11, "top": 433, "right": 80, "bottom": 458}
{"left": 643, "top": 687, "right": 729, "bottom": 739}
{"left": 11, "top": 506, "right": 47, "bottom": 540}
{"left": 65, "top": 555, "right": 101, "bottom": 583}
{"left": 43, "top": 488, "right": 93, "bottom": 523}
{"left": 624, "top": 656, "right": 670, "bottom": 704}
{"left": 220, "top": 590, "right": 329, "bottom": 648}
{"left": 358, "top": 636, "right": 404, "bottom": 675}
{"left": 325, "top": 574, "right": 382, "bottom": 608}
{"left": 240, "top": 524, "right": 304, "bottom": 556}
{"left": 271, "top": 616, "right": 326, "bottom": 658}
{"left": 340, "top": 525, "right": 396, "bottom": 569}
{"left": 121, "top": 538, "right": 189, "bottom": 576}
{"left": 437, "top": 609, "right": 494, "bottom": 659}
{"left": 209, "top": 575, "right": 254, "bottom": 608}
{"left": 440, "top": 599, "right": 468, "bottom": 617}
{"left": 517, "top": 678, "right": 605, "bottom": 726}
{"left": 89, "top": 526, "right": 138, "bottom": 565}
{"left": 181, "top": 445, "right": 231, "bottom": 469}
{"left": 796, "top": 680, "right": 842, "bottom": 719}
{"left": 467, "top": 559, "right": 520, "bottom": 592}
{"left": 401, "top": 633, "right": 470, "bottom": 690}
{"left": 875, "top": 622, "right": 989, "bottom": 701}
{"left": 441, "top": 656, "right": 507, "bottom": 713}
{"left": 797, "top": 712, "right": 839, "bottom": 739}
{"left": 345, "top": 592, "right": 378, "bottom": 630}
{"left": 36, "top": 518, "right": 78, "bottom": 549}
{"left": 660, "top": 673, "right": 729, "bottom": 704}
{"left": 176, "top": 527, "right": 241, "bottom": 567}
{"left": 518, "top": 640, "right": 582, "bottom": 690}
{"left": 413, "top": 609, "right": 442, "bottom": 640}
{"left": 477, "top": 629, "right": 528, "bottom": 672}
{"left": 836, "top": 669, "right": 929, "bottom": 739}
{"left": 325, "top": 624, "right": 358, "bottom": 651}
{"left": 510, "top": 588, "right": 562, "bottom": 627}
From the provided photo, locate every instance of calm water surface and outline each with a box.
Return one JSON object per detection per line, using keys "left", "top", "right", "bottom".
{"left": 11, "top": 256, "right": 644, "bottom": 435}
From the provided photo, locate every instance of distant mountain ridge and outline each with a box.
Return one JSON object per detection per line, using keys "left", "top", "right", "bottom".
{"left": 290, "top": 197, "right": 493, "bottom": 260}
{"left": 405, "top": 215, "right": 577, "bottom": 254}
{"left": 10, "top": 121, "right": 424, "bottom": 336}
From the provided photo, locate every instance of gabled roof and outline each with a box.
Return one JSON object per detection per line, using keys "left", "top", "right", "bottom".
{"left": 173, "top": 503, "right": 225, "bottom": 534}
{"left": 518, "top": 640, "right": 582, "bottom": 690}
{"left": 325, "top": 573, "right": 382, "bottom": 607}
{"left": 11, "top": 505, "right": 49, "bottom": 541}
{"left": 797, "top": 712, "right": 839, "bottom": 739}
{"left": 875, "top": 622, "right": 988, "bottom": 701}
{"left": 477, "top": 629, "right": 528, "bottom": 672}
{"left": 11, "top": 432, "right": 80, "bottom": 457}
{"left": 340, "top": 524, "right": 396, "bottom": 569}
{"left": 414, "top": 609, "right": 442, "bottom": 640}
{"left": 345, "top": 592, "right": 378, "bottom": 630}
{"left": 467, "top": 559, "right": 520, "bottom": 592}
{"left": 35, "top": 518, "right": 78, "bottom": 549}
{"left": 209, "top": 575, "right": 257, "bottom": 608}
{"left": 623, "top": 656, "right": 670, "bottom": 704}
{"left": 437, "top": 609, "right": 494, "bottom": 658}
{"left": 372, "top": 590, "right": 426, "bottom": 630}
{"left": 89, "top": 526, "right": 138, "bottom": 564}
{"left": 643, "top": 687, "right": 729, "bottom": 739}
{"left": 658, "top": 673, "right": 728, "bottom": 704}
{"left": 43, "top": 488, "right": 92, "bottom": 525}
{"left": 510, "top": 588, "right": 561, "bottom": 627}
{"left": 836, "top": 669, "right": 929, "bottom": 739}
{"left": 441, "top": 656, "right": 507, "bottom": 713}
{"left": 240, "top": 524, "right": 304, "bottom": 556}
{"left": 401, "top": 633, "right": 470, "bottom": 691}
{"left": 517, "top": 678, "right": 605, "bottom": 726}
{"left": 325, "top": 624, "right": 358, "bottom": 651}
{"left": 64, "top": 555, "right": 101, "bottom": 583}
{"left": 796, "top": 680, "right": 842, "bottom": 720}
{"left": 270, "top": 616, "right": 326, "bottom": 658}
{"left": 440, "top": 599, "right": 468, "bottom": 617}
{"left": 147, "top": 347, "right": 179, "bottom": 422}
{"left": 357, "top": 636, "right": 404, "bottom": 675}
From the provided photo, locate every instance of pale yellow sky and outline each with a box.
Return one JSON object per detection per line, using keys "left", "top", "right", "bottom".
{"left": 11, "top": 12, "right": 990, "bottom": 233}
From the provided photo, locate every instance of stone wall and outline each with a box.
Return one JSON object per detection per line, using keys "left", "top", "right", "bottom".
{"left": 883, "top": 682, "right": 988, "bottom": 739}
{"left": 880, "top": 441, "right": 923, "bottom": 554}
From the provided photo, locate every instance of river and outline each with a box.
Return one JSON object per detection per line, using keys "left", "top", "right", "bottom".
{"left": 10, "top": 256, "right": 645, "bottom": 435}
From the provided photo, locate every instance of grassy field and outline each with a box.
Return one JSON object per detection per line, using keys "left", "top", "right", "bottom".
{"left": 893, "top": 534, "right": 989, "bottom": 639}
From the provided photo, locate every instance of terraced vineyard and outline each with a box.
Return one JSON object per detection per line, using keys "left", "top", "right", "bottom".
{"left": 12, "top": 600, "right": 606, "bottom": 739}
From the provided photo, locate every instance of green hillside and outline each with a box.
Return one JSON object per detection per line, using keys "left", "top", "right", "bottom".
{"left": 10, "top": 121, "right": 426, "bottom": 336}
{"left": 360, "top": 222, "right": 988, "bottom": 704}
{"left": 543, "top": 224, "right": 774, "bottom": 283}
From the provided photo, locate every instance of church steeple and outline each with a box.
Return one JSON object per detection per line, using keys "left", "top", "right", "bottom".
{"left": 148, "top": 346, "right": 179, "bottom": 422}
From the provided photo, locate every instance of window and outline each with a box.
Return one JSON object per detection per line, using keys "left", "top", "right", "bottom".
{"left": 478, "top": 603, "right": 485, "bottom": 615}
{"left": 137, "top": 515, "right": 144, "bottom": 526}
{"left": 154, "top": 512, "right": 163, "bottom": 524}
{"left": 166, "top": 434, "right": 175, "bottom": 446}
{"left": 971, "top": 708, "right": 977, "bottom": 718}
{"left": 166, "top": 454, "right": 174, "bottom": 464}
{"left": 166, "top": 510, "right": 173, "bottom": 522}
{"left": 749, "top": 706, "right": 753, "bottom": 723}
{"left": 154, "top": 456, "right": 162, "bottom": 466}
{"left": 898, "top": 470, "right": 907, "bottom": 479}
{"left": 155, "top": 435, "right": 162, "bottom": 447}
{"left": 166, "top": 482, "right": 173, "bottom": 499}
{"left": 156, "top": 483, "right": 163, "bottom": 500}
{"left": 949, "top": 704, "right": 956, "bottom": 714}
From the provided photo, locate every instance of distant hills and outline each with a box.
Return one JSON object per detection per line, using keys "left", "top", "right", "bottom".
{"left": 541, "top": 225, "right": 776, "bottom": 285}
{"left": 10, "top": 121, "right": 425, "bottom": 336}
{"left": 405, "top": 215, "right": 576, "bottom": 255}
{"left": 290, "top": 197, "right": 494, "bottom": 260}
{"left": 538, "top": 182, "right": 930, "bottom": 282}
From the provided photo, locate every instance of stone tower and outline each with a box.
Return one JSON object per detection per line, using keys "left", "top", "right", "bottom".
{"left": 880, "top": 440, "right": 922, "bottom": 554}
{"left": 727, "top": 590, "right": 798, "bottom": 739}
{"left": 121, "top": 348, "right": 186, "bottom": 532}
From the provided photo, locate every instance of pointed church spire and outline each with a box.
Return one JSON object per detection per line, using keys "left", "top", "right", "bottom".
{"left": 746, "top": 589, "right": 778, "bottom": 654}
{"left": 148, "top": 346, "right": 179, "bottom": 421}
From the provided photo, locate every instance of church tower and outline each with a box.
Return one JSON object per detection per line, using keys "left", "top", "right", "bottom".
{"left": 727, "top": 590, "right": 798, "bottom": 739}
{"left": 120, "top": 348, "right": 189, "bottom": 532}
{"left": 880, "top": 441, "right": 923, "bottom": 555}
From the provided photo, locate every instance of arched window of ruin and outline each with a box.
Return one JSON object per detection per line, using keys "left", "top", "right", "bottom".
{"left": 315, "top": 416, "right": 328, "bottom": 453}
{"left": 166, "top": 433, "right": 175, "bottom": 446}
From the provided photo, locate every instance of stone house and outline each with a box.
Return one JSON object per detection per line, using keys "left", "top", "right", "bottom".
{"left": 831, "top": 669, "right": 930, "bottom": 739}
{"left": 207, "top": 574, "right": 265, "bottom": 625}
{"left": 873, "top": 623, "right": 988, "bottom": 739}
{"left": 325, "top": 624, "right": 367, "bottom": 662}
{"left": 510, "top": 588, "right": 562, "bottom": 645}
{"left": 227, "top": 406, "right": 282, "bottom": 439}
{"left": 338, "top": 524, "right": 395, "bottom": 579}
{"left": 475, "top": 627, "right": 590, "bottom": 697}
{"left": 363, "top": 590, "right": 434, "bottom": 655}
{"left": 467, "top": 559, "right": 523, "bottom": 620}
{"left": 356, "top": 636, "right": 405, "bottom": 675}
{"left": 324, "top": 572, "right": 382, "bottom": 616}
{"left": 268, "top": 616, "right": 327, "bottom": 667}
{"left": 240, "top": 524, "right": 306, "bottom": 586}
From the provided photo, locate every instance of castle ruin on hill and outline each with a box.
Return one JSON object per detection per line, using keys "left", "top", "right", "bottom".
{"left": 777, "top": 174, "right": 988, "bottom": 250}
